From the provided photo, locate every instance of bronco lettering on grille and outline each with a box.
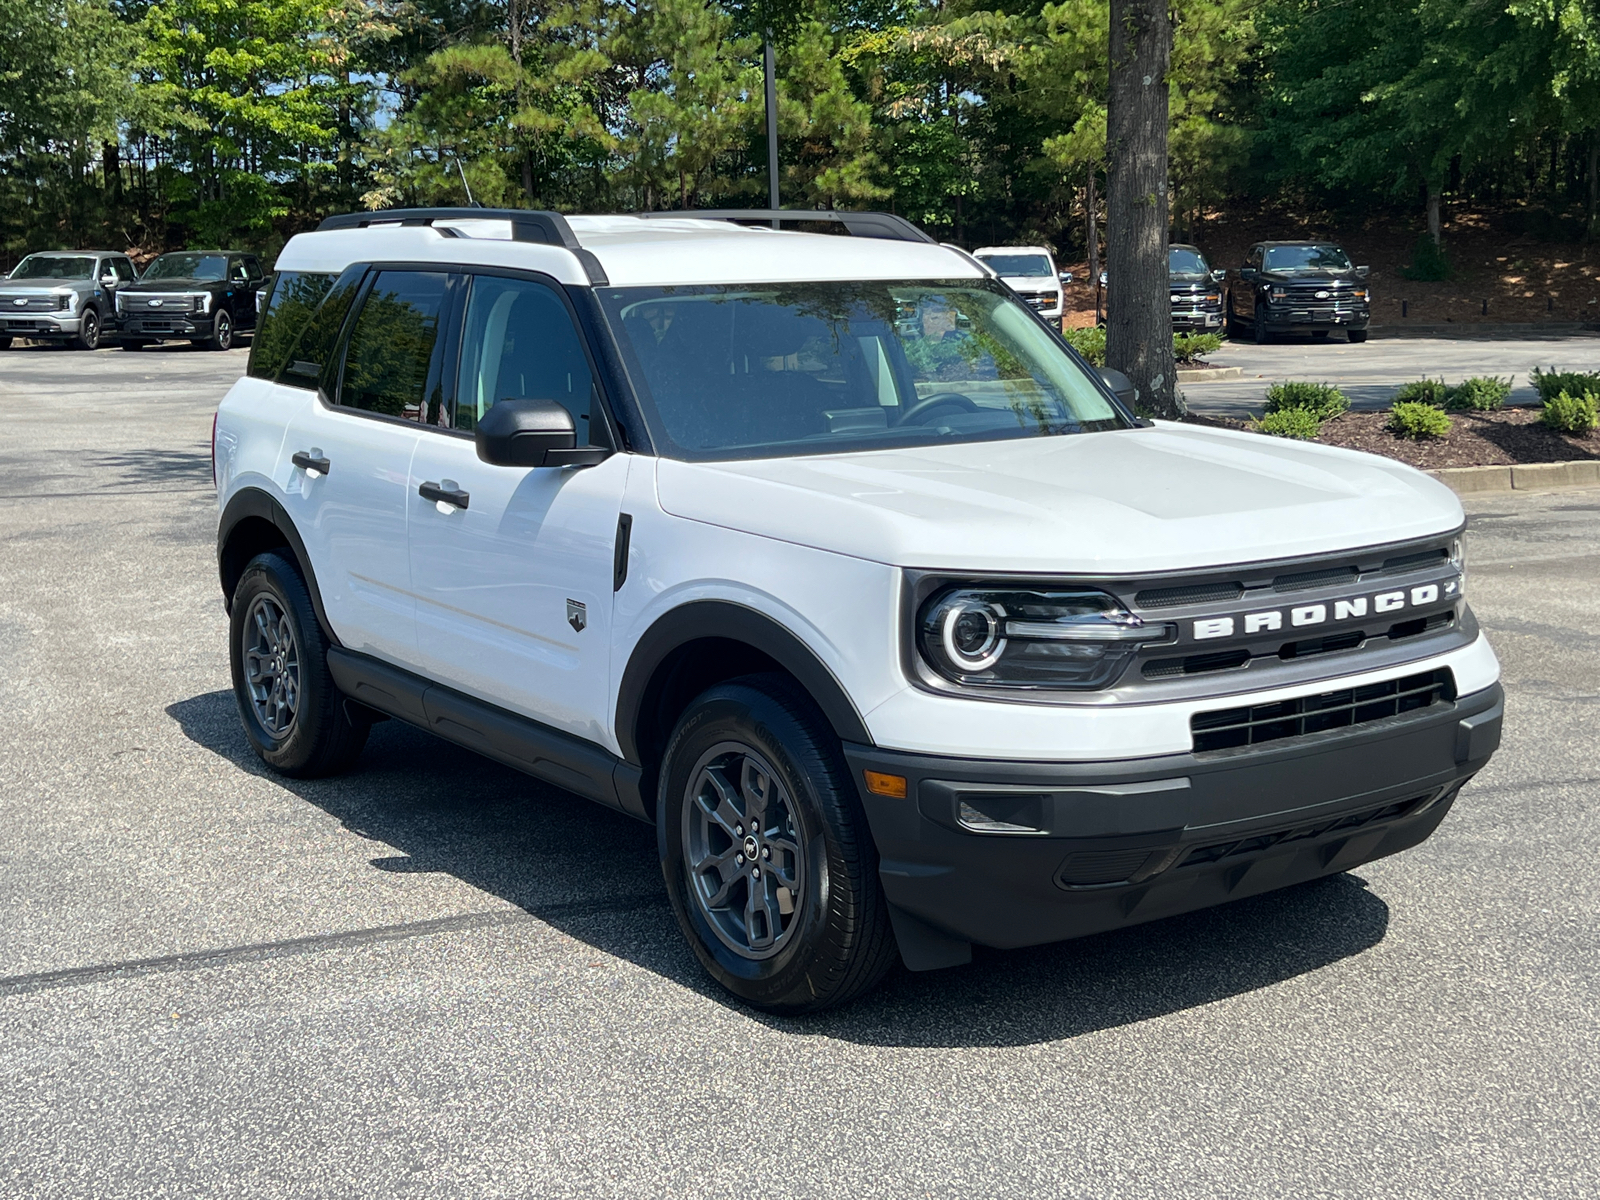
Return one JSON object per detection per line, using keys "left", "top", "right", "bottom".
{"left": 1192, "top": 578, "right": 1458, "bottom": 641}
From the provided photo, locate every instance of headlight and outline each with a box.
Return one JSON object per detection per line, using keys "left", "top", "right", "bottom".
{"left": 193, "top": 293, "right": 212, "bottom": 314}
{"left": 1352, "top": 289, "right": 1368, "bottom": 301}
{"left": 1449, "top": 537, "right": 1466, "bottom": 596}
{"left": 1203, "top": 293, "right": 1221, "bottom": 304}
{"left": 115, "top": 293, "right": 124, "bottom": 314}
{"left": 1269, "top": 287, "right": 1287, "bottom": 302}
{"left": 917, "top": 587, "right": 1174, "bottom": 690}
{"left": 56, "top": 293, "right": 72, "bottom": 311}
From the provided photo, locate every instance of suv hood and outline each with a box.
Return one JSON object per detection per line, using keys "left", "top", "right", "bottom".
{"left": 1260, "top": 268, "right": 1359, "bottom": 284}
{"left": 0, "top": 282, "right": 83, "bottom": 293}
{"left": 655, "top": 424, "right": 1462, "bottom": 574}
{"left": 998, "top": 275, "right": 1059, "bottom": 293}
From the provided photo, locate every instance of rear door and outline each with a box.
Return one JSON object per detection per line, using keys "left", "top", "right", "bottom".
{"left": 278, "top": 268, "right": 452, "bottom": 667}
{"left": 405, "top": 270, "right": 628, "bottom": 745}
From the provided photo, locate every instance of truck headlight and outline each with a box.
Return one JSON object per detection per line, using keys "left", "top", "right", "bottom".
{"left": 56, "top": 293, "right": 73, "bottom": 311}
{"left": 918, "top": 587, "right": 1175, "bottom": 690}
{"left": 193, "top": 293, "right": 212, "bottom": 314}
{"left": 1352, "top": 289, "right": 1368, "bottom": 301}
{"left": 1270, "top": 287, "right": 1287, "bottom": 302}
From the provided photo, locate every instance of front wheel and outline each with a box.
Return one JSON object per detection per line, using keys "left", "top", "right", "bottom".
{"left": 75, "top": 308, "right": 100, "bottom": 350}
{"left": 206, "top": 309, "right": 234, "bottom": 351}
{"left": 1347, "top": 329, "right": 1368, "bottom": 344}
{"left": 0, "top": 335, "right": 11, "bottom": 351}
{"left": 658, "top": 675, "right": 897, "bottom": 1013}
{"left": 229, "top": 551, "right": 368, "bottom": 777}
{"left": 1253, "top": 302, "right": 1270, "bottom": 345}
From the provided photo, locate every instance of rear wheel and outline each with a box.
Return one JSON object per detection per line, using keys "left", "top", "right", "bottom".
{"left": 658, "top": 674, "right": 897, "bottom": 1013}
{"left": 1347, "top": 329, "right": 1368, "bottom": 344}
{"left": 230, "top": 551, "right": 368, "bottom": 777}
{"left": 75, "top": 308, "right": 100, "bottom": 350}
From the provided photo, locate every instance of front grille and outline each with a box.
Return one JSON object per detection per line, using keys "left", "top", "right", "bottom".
{"left": 1190, "top": 668, "right": 1455, "bottom": 753}
{"left": 1272, "top": 565, "right": 1358, "bottom": 592}
{"left": 1144, "top": 612, "right": 1455, "bottom": 680}
{"left": 1022, "top": 294, "right": 1059, "bottom": 311}
{"left": 1136, "top": 581, "right": 1244, "bottom": 609}
{"left": 124, "top": 294, "right": 196, "bottom": 313}
{"left": 1178, "top": 792, "right": 1440, "bottom": 868}
{"left": 1, "top": 295, "right": 58, "bottom": 312}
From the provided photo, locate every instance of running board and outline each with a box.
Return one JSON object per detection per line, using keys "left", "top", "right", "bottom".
{"left": 326, "top": 648, "right": 648, "bottom": 821}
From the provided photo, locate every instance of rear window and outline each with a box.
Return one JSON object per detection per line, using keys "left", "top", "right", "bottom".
{"left": 248, "top": 271, "right": 337, "bottom": 384}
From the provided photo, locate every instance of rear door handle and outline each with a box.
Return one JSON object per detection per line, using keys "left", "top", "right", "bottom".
{"left": 419, "top": 480, "right": 470, "bottom": 510}
{"left": 291, "top": 450, "right": 330, "bottom": 476}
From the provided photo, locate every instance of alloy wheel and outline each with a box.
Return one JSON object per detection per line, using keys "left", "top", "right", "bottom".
{"left": 682, "top": 742, "right": 807, "bottom": 960}
{"left": 241, "top": 594, "right": 300, "bottom": 739}
{"left": 214, "top": 311, "right": 233, "bottom": 350}
{"left": 79, "top": 310, "right": 99, "bottom": 350}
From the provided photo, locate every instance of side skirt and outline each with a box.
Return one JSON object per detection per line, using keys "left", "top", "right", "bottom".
{"left": 327, "top": 648, "right": 649, "bottom": 822}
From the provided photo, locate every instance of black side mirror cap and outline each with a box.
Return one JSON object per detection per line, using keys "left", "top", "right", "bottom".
{"left": 1356, "top": 265, "right": 1370, "bottom": 278}
{"left": 475, "top": 399, "right": 612, "bottom": 468}
{"left": 1239, "top": 267, "right": 1258, "bottom": 280}
{"left": 1098, "top": 367, "right": 1138, "bottom": 411}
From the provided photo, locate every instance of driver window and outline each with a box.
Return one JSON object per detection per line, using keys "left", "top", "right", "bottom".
{"left": 452, "top": 275, "right": 600, "bottom": 443}
{"left": 230, "top": 259, "right": 250, "bottom": 283}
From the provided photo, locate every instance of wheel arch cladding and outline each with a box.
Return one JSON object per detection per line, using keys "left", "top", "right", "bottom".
{"left": 617, "top": 601, "right": 874, "bottom": 778}
{"left": 217, "top": 488, "right": 339, "bottom": 646}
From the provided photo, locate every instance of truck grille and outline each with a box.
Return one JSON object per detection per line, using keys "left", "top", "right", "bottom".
{"left": 123, "top": 294, "right": 196, "bottom": 312}
{"left": 1190, "top": 668, "right": 1455, "bottom": 753}
{"left": 1, "top": 295, "right": 57, "bottom": 312}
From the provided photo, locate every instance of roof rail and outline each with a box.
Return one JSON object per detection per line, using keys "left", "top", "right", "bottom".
{"left": 633, "top": 209, "right": 937, "bottom": 245}
{"left": 314, "top": 208, "right": 611, "bottom": 285}
{"left": 316, "top": 208, "right": 582, "bottom": 250}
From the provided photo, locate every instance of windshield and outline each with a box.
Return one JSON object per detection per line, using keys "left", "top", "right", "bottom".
{"left": 1169, "top": 248, "right": 1209, "bottom": 275}
{"left": 977, "top": 254, "right": 1053, "bottom": 278}
{"left": 10, "top": 255, "right": 95, "bottom": 281}
{"left": 1263, "top": 245, "right": 1353, "bottom": 272}
{"left": 600, "top": 280, "right": 1125, "bottom": 462}
{"left": 143, "top": 253, "right": 228, "bottom": 281}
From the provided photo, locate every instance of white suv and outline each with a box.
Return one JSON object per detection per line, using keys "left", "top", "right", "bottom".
{"left": 214, "top": 207, "right": 1502, "bottom": 1012}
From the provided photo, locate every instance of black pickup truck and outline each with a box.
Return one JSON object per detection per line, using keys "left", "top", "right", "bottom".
{"left": 1226, "top": 242, "right": 1370, "bottom": 343}
{"left": 115, "top": 250, "right": 266, "bottom": 350}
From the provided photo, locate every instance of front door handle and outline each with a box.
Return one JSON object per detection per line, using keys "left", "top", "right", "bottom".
{"left": 419, "top": 480, "right": 470, "bottom": 510}
{"left": 291, "top": 450, "right": 330, "bottom": 477}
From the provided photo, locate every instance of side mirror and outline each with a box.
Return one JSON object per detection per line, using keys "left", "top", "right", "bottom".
{"left": 475, "top": 399, "right": 611, "bottom": 469}
{"left": 1098, "top": 367, "right": 1138, "bottom": 410}
{"left": 1098, "top": 271, "right": 1108, "bottom": 287}
{"left": 1211, "top": 268, "right": 1226, "bottom": 282}
{"left": 1239, "top": 267, "right": 1258, "bottom": 280}
{"left": 100, "top": 274, "right": 116, "bottom": 286}
{"left": 1356, "top": 265, "right": 1370, "bottom": 279}
{"left": 1058, "top": 271, "right": 1073, "bottom": 284}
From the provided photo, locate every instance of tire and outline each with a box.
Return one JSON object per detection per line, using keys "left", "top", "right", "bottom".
{"left": 1347, "top": 329, "right": 1368, "bottom": 344}
{"left": 75, "top": 308, "right": 101, "bottom": 350}
{"left": 207, "top": 308, "right": 234, "bottom": 351}
{"left": 0, "top": 336, "right": 11, "bottom": 351}
{"left": 1253, "top": 302, "right": 1270, "bottom": 345}
{"left": 229, "top": 551, "right": 368, "bottom": 777}
{"left": 658, "top": 673, "right": 898, "bottom": 1013}
{"left": 1224, "top": 298, "right": 1240, "bottom": 340}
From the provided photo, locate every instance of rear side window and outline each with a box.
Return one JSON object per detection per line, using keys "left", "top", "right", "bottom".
{"left": 337, "top": 270, "right": 450, "bottom": 420}
{"left": 247, "top": 271, "right": 338, "bottom": 385}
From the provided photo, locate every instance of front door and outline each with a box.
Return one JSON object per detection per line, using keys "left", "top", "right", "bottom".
{"left": 406, "top": 271, "right": 628, "bottom": 748}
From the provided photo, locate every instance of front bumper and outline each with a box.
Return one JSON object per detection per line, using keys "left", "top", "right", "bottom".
{"left": 845, "top": 682, "right": 1501, "bottom": 967}
{"left": 118, "top": 311, "right": 215, "bottom": 338}
{"left": 1172, "top": 309, "right": 1223, "bottom": 331}
{"left": 1262, "top": 305, "right": 1370, "bottom": 332}
{"left": 1, "top": 313, "right": 81, "bottom": 338}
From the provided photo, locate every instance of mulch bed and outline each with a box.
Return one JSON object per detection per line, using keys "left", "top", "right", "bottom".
{"left": 1183, "top": 407, "right": 1599, "bottom": 470}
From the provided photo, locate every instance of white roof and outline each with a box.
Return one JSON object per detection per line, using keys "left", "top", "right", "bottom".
{"left": 273, "top": 214, "right": 982, "bottom": 288}
{"left": 972, "top": 245, "right": 1055, "bottom": 258}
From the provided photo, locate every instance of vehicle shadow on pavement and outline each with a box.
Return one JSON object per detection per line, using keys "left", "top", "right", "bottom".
{"left": 168, "top": 688, "right": 1391, "bottom": 1048}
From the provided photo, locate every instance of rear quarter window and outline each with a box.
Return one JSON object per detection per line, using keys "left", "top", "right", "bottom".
{"left": 247, "top": 269, "right": 359, "bottom": 389}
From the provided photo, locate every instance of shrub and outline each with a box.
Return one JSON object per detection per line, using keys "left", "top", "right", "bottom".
{"left": 1393, "top": 378, "right": 1449, "bottom": 407}
{"left": 1400, "top": 233, "right": 1452, "bottom": 281}
{"left": 1541, "top": 390, "right": 1599, "bottom": 436}
{"left": 1173, "top": 332, "right": 1223, "bottom": 364}
{"left": 1530, "top": 367, "right": 1600, "bottom": 403}
{"left": 1253, "top": 408, "right": 1323, "bottom": 440}
{"left": 1064, "top": 326, "right": 1106, "bottom": 366}
{"left": 1445, "top": 376, "right": 1511, "bottom": 411}
{"left": 1263, "top": 380, "right": 1349, "bottom": 420}
{"left": 1389, "top": 401, "right": 1452, "bottom": 439}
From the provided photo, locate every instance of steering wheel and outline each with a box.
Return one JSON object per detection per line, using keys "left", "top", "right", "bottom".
{"left": 896, "top": 393, "right": 980, "bottom": 427}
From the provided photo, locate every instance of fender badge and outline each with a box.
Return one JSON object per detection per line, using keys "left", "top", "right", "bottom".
{"left": 566, "top": 599, "right": 587, "bottom": 633}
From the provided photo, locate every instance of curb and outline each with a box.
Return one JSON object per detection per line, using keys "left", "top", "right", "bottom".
{"left": 1429, "top": 461, "right": 1600, "bottom": 496}
{"left": 1176, "top": 366, "right": 1242, "bottom": 382}
{"left": 1370, "top": 322, "right": 1600, "bottom": 340}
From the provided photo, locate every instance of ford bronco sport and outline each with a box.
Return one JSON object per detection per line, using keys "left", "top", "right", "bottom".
{"left": 214, "top": 207, "right": 1501, "bottom": 1012}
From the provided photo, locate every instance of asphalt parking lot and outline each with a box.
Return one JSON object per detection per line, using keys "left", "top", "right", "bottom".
{"left": 2, "top": 340, "right": 1598, "bottom": 1198}
{"left": 1183, "top": 332, "right": 1600, "bottom": 417}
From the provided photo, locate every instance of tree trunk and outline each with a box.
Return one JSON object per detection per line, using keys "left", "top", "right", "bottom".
{"left": 1085, "top": 163, "right": 1099, "bottom": 284}
{"left": 522, "top": 153, "right": 535, "bottom": 203}
{"left": 1105, "top": 0, "right": 1177, "bottom": 419}
{"left": 1426, "top": 182, "right": 1441, "bottom": 247}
